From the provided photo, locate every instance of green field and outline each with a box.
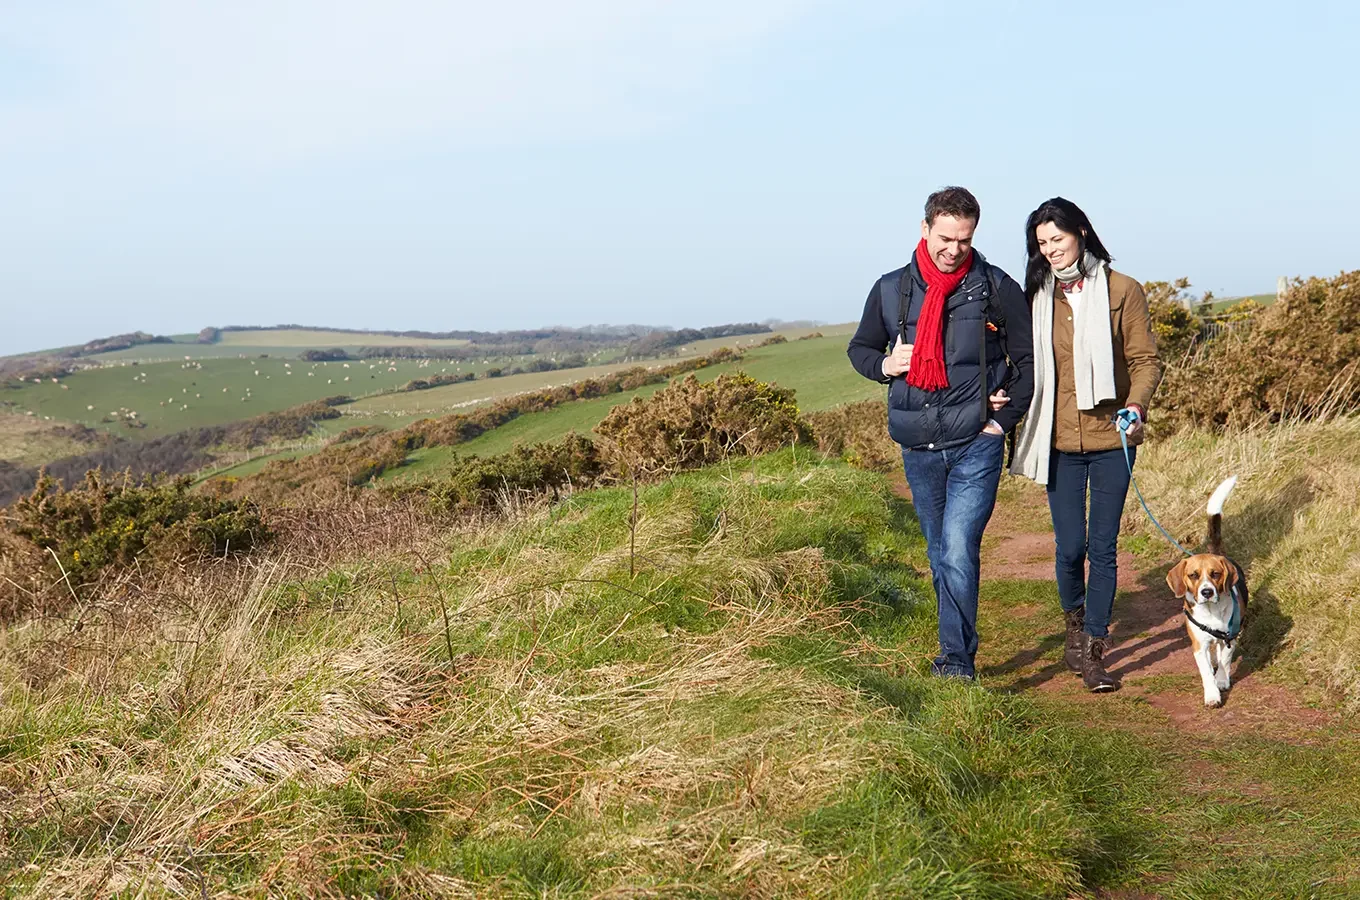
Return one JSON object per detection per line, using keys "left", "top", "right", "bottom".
{"left": 5, "top": 358, "right": 422, "bottom": 438}
{"left": 1204, "top": 292, "right": 1276, "bottom": 315}
{"left": 389, "top": 332, "right": 880, "bottom": 481}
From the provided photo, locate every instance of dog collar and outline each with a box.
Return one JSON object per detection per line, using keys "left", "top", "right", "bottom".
{"left": 1183, "top": 586, "right": 1243, "bottom": 643}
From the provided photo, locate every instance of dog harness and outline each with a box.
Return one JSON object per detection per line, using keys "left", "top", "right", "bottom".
{"left": 1183, "top": 585, "right": 1243, "bottom": 644}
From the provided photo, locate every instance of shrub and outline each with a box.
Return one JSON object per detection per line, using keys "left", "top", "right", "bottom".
{"left": 797, "top": 331, "right": 824, "bottom": 341}
{"left": 301, "top": 348, "right": 352, "bottom": 362}
{"left": 397, "top": 433, "right": 603, "bottom": 512}
{"left": 1157, "top": 269, "right": 1360, "bottom": 429}
{"left": 9, "top": 471, "right": 270, "bottom": 582}
{"left": 594, "top": 372, "right": 809, "bottom": 475}
{"left": 757, "top": 334, "right": 788, "bottom": 347}
{"left": 331, "top": 425, "right": 387, "bottom": 444}
{"left": 1144, "top": 278, "right": 1203, "bottom": 361}
{"left": 806, "top": 400, "right": 900, "bottom": 472}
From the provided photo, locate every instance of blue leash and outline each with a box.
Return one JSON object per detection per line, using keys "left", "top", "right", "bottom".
{"left": 1115, "top": 408, "right": 1241, "bottom": 640}
{"left": 1115, "top": 408, "right": 1194, "bottom": 557}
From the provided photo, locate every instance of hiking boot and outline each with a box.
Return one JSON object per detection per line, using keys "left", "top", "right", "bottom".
{"left": 1081, "top": 634, "right": 1117, "bottom": 692}
{"left": 1063, "top": 607, "right": 1085, "bottom": 673}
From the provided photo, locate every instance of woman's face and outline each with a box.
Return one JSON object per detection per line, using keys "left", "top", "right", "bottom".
{"left": 1035, "top": 221, "right": 1083, "bottom": 271}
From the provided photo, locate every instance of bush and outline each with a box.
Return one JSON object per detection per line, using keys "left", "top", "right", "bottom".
{"left": 397, "top": 433, "right": 603, "bottom": 512}
{"left": 1157, "top": 270, "right": 1360, "bottom": 429}
{"left": 9, "top": 471, "right": 270, "bottom": 582}
{"left": 1145, "top": 278, "right": 1203, "bottom": 361}
{"left": 594, "top": 373, "right": 809, "bottom": 475}
{"left": 331, "top": 425, "right": 387, "bottom": 444}
{"left": 797, "top": 331, "right": 824, "bottom": 341}
{"left": 300, "top": 348, "right": 352, "bottom": 362}
{"left": 806, "top": 400, "right": 900, "bottom": 472}
{"left": 757, "top": 334, "right": 788, "bottom": 347}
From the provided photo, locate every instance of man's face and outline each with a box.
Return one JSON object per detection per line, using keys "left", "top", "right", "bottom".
{"left": 920, "top": 215, "right": 976, "bottom": 273}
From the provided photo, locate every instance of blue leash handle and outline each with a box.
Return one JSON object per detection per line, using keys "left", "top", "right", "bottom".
{"left": 1115, "top": 408, "right": 1195, "bottom": 558}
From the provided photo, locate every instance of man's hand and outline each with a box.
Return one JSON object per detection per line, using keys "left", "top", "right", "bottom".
{"left": 882, "top": 338, "right": 913, "bottom": 378}
{"left": 988, "top": 389, "right": 1010, "bottom": 412}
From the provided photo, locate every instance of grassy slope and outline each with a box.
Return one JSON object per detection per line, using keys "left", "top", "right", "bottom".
{"left": 0, "top": 412, "right": 92, "bottom": 466}
{"left": 0, "top": 454, "right": 1163, "bottom": 897}
{"left": 6, "top": 452, "right": 1355, "bottom": 896}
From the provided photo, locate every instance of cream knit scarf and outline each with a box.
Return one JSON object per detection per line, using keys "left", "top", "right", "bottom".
{"left": 1011, "top": 252, "right": 1117, "bottom": 484}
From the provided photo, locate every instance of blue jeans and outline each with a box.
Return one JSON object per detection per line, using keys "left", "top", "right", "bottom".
{"left": 901, "top": 432, "right": 1005, "bottom": 678}
{"left": 1046, "top": 446, "right": 1135, "bottom": 639}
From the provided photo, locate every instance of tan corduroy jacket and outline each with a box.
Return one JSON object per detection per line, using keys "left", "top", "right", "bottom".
{"left": 1051, "top": 268, "right": 1163, "bottom": 453}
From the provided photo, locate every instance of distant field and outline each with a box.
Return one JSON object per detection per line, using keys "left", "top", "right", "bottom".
{"left": 215, "top": 329, "right": 473, "bottom": 348}
{"left": 5, "top": 324, "right": 856, "bottom": 473}
{"left": 389, "top": 331, "right": 879, "bottom": 481}
{"left": 5, "top": 357, "right": 428, "bottom": 438}
{"left": 1205, "top": 293, "right": 1276, "bottom": 315}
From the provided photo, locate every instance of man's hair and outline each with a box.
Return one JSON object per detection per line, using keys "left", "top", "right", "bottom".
{"left": 924, "top": 186, "right": 981, "bottom": 227}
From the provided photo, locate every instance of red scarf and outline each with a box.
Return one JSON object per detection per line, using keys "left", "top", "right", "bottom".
{"left": 908, "top": 238, "right": 972, "bottom": 392}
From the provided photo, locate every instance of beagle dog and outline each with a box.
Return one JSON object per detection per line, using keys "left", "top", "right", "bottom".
{"left": 1165, "top": 476, "right": 1249, "bottom": 708}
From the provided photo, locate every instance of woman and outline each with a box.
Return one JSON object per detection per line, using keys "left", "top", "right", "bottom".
{"left": 1008, "top": 198, "right": 1163, "bottom": 692}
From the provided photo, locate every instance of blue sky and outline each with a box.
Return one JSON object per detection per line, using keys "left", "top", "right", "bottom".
{"left": 1, "top": 1, "right": 1356, "bottom": 355}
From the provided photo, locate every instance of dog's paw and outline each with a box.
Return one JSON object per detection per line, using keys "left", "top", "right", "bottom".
{"left": 1203, "top": 689, "right": 1223, "bottom": 709}
{"left": 1215, "top": 671, "right": 1232, "bottom": 691}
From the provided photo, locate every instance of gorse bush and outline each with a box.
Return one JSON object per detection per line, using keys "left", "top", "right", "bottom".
{"left": 1157, "top": 269, "right": 1360, "bottom": 429}
{"left": 807, "top": 399, "right": 900, "bottom": 472}
{"left": 9, "top": 470, "right": 270, "bottom": 583}
{"left": 594, "top": 372, "right": 809, "bottom": 475}
{"left": 1144, "top": 277, "right": 1203, "bottom": 361}
{"left": 389, "top": 433, "right": 603, "bottom": 512}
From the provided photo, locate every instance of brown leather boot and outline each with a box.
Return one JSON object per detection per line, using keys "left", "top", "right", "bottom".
{"left": 1063, "top": 607, "right": 1085, "bottom": 673}
{"left": 1081, "top": 634, "right": 1117, "bottom": 692}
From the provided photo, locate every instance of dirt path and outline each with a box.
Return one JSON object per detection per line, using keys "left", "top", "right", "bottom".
{"left": 893, "top": 471, "right": 1340, "bottom": 734}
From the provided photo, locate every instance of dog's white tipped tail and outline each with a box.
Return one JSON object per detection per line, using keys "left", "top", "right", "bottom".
{"left": 1206, "top": 475, "right": 1238, "bottom": 516}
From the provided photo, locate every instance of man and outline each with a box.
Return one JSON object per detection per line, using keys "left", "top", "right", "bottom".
{"left": 847, "top": 186, "right": 1034, "bottom": 680}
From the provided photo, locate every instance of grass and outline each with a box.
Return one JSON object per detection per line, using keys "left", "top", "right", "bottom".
{"left": 5, "top": 358, "right": 418, "bottom": 438}
{"left": 974, "top": 574, "right": 1360, "bottom": 897}
{"left": 5, "top": 444, "right": 1360, "bottom": 895}
{"left": 0, "top": 412, "right": 93, "bottom": 466}
{"left": 0, "top": 453, "right": 1172, "bottom": 897}
{"left": 1122, "top": 413, "right": 1360, "bottom": 708}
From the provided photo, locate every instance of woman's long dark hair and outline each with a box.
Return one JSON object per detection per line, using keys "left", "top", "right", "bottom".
{"left": 1023, "top": 198, "right": 1113, "bottom": 302}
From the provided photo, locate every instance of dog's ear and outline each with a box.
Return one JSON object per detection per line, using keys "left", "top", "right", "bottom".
{"left": 1222, "top": 557, "right": 1238, "bottom": 590}
{"left": 1166, "top": 560, "right": 1187, "bottom": 597}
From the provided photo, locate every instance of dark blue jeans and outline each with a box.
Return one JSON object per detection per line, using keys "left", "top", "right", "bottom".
{"left": 1047, "top": 446, "right": 1135, "bottom": 639}
{"left": 901, "top": 431, "right": 1005, "bottom": 678}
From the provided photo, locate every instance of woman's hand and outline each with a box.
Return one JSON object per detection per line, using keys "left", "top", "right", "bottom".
{"left": 988, "top": 389, "right": 1010, "bottom": 412}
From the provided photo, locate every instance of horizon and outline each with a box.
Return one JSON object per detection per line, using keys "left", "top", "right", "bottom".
{"left": 3, "top": 1, "right": 1356, "bottom": 356}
